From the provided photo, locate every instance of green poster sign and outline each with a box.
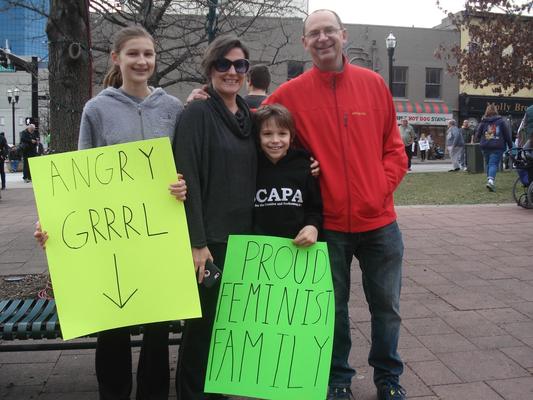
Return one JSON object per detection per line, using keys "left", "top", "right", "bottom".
{"left": 205, "top": 235, "right": 334, "bottom": 400}
{"left": 29, "top": 138, "right": 201, "bottom": 340}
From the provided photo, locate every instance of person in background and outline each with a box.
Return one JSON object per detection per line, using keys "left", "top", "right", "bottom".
{"left": 426, "top": 133, "right": 434, "bottom": 159}
{"left": 0, "top": 132, "right": 7, "bottom": 191}
{"left": 35, "top": 25, "right": 186, "bottom": 400}
{"left": 252, "top": 103, "right": 323, "bottom": 244}
{"left": 475, "top": 104, "right": 513, "bottom": 192}
{"left": 243, "top": 63, "right": 271, "bottom": 110}
{"left": 19, "top": 124, "right": 37, "bottom": 182}
{"left": 418, "top": 133, "right": 429, "bottom": 162}
{"left": 264, "top": 9, "right": 407, "bottom": 400}
{"left": 43, "top": 131, "right": 51, "bottom": 150}
{"left": 446, "top": 119, "right": 465, "bottom": 172}
{"left": 460, "top": 120, "right": 474, "bottom": 170}
{"left": 399, "top": 118, "right": 415, "bottom": 171}
{"left": 35, "top": 136, "right": 44, "bottom": 156}
{"left": 517, "top": 104, "right": 533, "bottom": 148}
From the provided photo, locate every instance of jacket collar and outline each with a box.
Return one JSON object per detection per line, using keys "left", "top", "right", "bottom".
{"left": 310, "top": 55, "right": 349, "bottom": 84}
{"left": 206, "top": 85, "right": 252, "bottom": 139}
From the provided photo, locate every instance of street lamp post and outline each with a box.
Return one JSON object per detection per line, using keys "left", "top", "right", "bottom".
{"left": 206, "top": 0, "right": 219, "bottom": 43}
{"left": 386, "top": 32, "right": 397, "bottom": 93}
{"left": 7, "top": 88, "right": 20, "bottom": 145}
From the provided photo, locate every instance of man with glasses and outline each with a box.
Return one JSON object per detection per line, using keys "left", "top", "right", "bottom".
{"left": 264, "top": 9, "right": 407, "bottom": 400}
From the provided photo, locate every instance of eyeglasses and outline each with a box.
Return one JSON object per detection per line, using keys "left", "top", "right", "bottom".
{"left": 304, "top": 26, "right": 342, "bottom": 40}
{"left": 213, "top": 58, "right": 250, "bottom": 74}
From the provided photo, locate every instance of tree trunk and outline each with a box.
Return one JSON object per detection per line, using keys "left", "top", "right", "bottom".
{"left": 46, "top": 0, "right": 90, "bottom": 152}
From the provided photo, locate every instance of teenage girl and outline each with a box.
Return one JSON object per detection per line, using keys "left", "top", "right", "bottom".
{"left": 35, "top": 26, "right": 186, "bottom": 399}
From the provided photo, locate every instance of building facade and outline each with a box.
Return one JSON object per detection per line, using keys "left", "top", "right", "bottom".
{"left": 0, "top": 1, "right": 49, "bottom": 145}
{"left": 0, "top": 0, "right": 49, "bottom": 61}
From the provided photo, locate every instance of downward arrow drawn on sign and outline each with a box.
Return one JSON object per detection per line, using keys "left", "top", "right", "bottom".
{"left": 103, "top": 254, "right": 138, "bottom": 309}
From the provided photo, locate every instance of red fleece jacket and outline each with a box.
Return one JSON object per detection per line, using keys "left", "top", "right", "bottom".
{"left": 264, "top": 60, "right": 407, "bottom": 233}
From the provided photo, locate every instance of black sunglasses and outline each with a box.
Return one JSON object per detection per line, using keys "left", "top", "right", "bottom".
{"left": 213, "top": 58, "right": 250, "bottom": 74}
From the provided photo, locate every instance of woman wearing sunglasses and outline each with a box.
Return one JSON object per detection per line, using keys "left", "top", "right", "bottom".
{"left": 172, "top": 35, "right": 255, "bottom": 399}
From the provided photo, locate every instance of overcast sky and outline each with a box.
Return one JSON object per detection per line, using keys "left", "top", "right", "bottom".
{"left": 307, "top": 0, "right": 473, "bottom": 28}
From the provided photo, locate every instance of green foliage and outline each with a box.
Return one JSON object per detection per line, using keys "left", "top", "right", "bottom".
{"left": 394, "top": 170, "right": 518, "bottom": 205}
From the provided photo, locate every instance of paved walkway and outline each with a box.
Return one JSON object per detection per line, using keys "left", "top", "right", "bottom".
{"left": 1, "top": 172, "right": 532, "bottom": 399}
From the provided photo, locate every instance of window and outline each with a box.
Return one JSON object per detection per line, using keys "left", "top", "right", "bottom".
{"left": 0, "top": 116, "right": 5, "bottom": 126}
{"left": 392, "top": 66, "right": 407, "bottom": 98}
{"left": 425, "top": 68, "right": 442, "bottom": 99}
{"left": 287, "top": 61, "right": 304, "bottom": 80}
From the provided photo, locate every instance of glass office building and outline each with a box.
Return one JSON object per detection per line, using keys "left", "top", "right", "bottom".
{"left": 0, "top": 0, "right": 48, "bottom": 61}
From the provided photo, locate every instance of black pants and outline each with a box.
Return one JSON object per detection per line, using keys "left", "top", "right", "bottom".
{"left": 0, "top": 158, "right": 5, "bottom": 188}
{"left": 420, "top": 150, "right": 426, "bottom": 161}
{"left": 22, "top": 154, "right": 33, "bottom": 180}
{"left": 176, "top": 243, "right": 228, "bottom": 400}
{"left": 404, "top": 145, "right": 412, "bottom": 169}
{"left": 96, "top": 322, "right": 169, "bottom": 400}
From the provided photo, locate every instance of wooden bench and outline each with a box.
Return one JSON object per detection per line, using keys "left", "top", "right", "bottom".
{"left": 0, "top": 298, "right": 182, "bottom": 352}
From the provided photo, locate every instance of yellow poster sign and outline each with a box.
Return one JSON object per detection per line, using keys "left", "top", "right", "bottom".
{"left": 29, "top": 138, "right": 201, "bottom": 340}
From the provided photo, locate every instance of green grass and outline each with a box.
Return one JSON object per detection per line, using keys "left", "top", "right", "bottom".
{"left": 394, "top": 170, "right": 520, "bottom": 206}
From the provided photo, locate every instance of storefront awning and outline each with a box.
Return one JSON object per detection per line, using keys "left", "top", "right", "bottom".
{"left": 394, "top": 100, "right": 452, "bottom": 126}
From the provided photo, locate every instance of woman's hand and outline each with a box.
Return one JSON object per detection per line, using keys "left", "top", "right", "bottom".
{"left": 186, "top": 85, "right": 210, "bottom": 105}
{"left": 169, "top": 174, "right": 187, "bottom": 201}
{"left": 310, "top": 157, "right": 320, "bottom": 177}
{"left": 192, "top": 246, "right": 213, "bottom": 284}
{"left": 293, "top": 225, "right": 318, "bottom": 247}
{"left": 34, "top": 221, "right": 48, "bottom": 250}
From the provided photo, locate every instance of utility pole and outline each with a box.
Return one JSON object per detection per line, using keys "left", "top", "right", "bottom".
{"left": 206, "top": 0, "right": 219, "bottom": 43}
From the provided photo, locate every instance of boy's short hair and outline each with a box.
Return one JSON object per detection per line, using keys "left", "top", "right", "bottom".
{"left": 253, "top": 104, "right": 296, "bottom": 139}
{"left": 248, "top": 64, "right": 271, "bottom": 92}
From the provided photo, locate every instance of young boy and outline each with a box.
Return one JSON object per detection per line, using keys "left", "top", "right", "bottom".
{"left": 252, "top": 104, "right": 322, "bottom": 247}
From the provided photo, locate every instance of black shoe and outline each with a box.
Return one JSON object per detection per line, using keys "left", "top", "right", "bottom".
{"left": 377, "top": 383, "right": 406, "bottom": 400}
{"left": 327, "top": 386, "right": 354, "bottom": 399}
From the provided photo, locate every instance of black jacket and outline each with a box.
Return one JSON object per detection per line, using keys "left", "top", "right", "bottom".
{"left": 0, "top": 134, "right": 8, "bottom": 160}
{"left": 475, "top": 116, "right": 513, "bottom": 151}
{"left": 174, "top": 87, "right": 257, "bottom": 247}
{"left": 253, "top": 148, "right": 322, "bottom": 239}
{"left": 19, "top": 129, "right": 36, "bottom": 156}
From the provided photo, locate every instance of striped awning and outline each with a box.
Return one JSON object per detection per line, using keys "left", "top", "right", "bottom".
{"left": 394, "top": 100, "right": 450, "bottom": 114}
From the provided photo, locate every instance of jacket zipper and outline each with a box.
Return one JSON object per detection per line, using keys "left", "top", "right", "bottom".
{"left": 332, "top": 77, "right": 352, "bottom": 232}
{"left": 138, "top": 106, "right": 145, "bottom": 139}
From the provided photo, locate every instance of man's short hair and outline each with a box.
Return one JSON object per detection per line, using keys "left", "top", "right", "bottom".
{"left": 248, "top": 64, "right": 271, "bottom": 92}
{"left": 303, "top": 9, "right": 344, "bottom": 35}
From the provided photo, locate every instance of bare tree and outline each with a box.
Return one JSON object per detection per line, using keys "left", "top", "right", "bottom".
{"left": 46, "top": 0, "right": 91, "bottom": 152}
{"left": 435, "top": 0, "right": 533, "bottom": 95}
{"left": 2, "top": 0, "right": 305, "bottom": 150}
{"left": 89, "top": 1, "right": 305, "bottom": 88}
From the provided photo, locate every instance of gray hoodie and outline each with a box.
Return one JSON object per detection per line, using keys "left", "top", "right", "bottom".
{"left": 78, "top": 87, "right": 183, "bottom": 150}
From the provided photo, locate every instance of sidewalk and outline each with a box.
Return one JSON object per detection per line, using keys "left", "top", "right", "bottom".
{"left": 1, "top": 180, "right": 533, "bottom": 399}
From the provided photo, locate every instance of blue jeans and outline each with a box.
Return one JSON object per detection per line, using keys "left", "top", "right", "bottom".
{"left": 324, "top": 222, "right": 404, "bottom": 387}
{"left": 482, "top": 149, "right": 504, "bottom": 180}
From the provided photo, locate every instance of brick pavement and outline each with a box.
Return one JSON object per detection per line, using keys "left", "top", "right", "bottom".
{"left": 1, "top": 181, "right": 533, "bottom": 399}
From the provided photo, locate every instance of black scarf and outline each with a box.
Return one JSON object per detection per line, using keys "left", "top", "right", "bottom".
{"left": 206, "top": 85, "right": 252, "bottom": 139}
